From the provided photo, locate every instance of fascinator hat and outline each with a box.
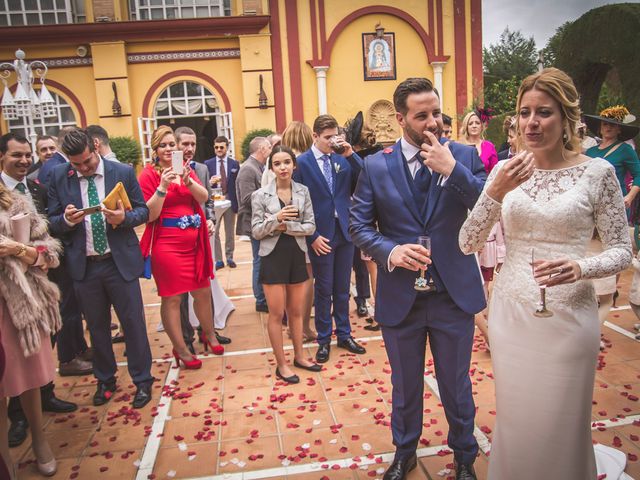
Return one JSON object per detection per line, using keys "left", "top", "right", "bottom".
{"left": 584, "top": 105, "right": 639, "bottom": 142}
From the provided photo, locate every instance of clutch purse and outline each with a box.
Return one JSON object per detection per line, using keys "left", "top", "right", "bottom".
{"left": 103, "top": 182, "right": 132, "bottom": 211}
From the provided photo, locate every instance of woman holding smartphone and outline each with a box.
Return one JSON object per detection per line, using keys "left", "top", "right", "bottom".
{"left": 138, "top": 126, "right": 222, "bottom": 370}
{"left": 251, "top": 146, "right": 319, "bottom": 383}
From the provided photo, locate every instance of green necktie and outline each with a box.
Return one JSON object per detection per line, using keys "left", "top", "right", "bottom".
{"left": 87, "top": 175, "right": 107, "bottom": 255}
{"left": 15, "top": 183, "right": 27, "bottom": 195}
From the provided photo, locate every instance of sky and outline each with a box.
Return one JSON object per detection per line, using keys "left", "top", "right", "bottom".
{"left": 482, "top": 0, "right": 634, "bottom": 49}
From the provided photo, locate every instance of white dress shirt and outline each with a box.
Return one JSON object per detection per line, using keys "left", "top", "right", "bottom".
{"left": 311, "top": 144, "right": 338, "bottom": 217}
{"left": 1, "top": 172, "right": 32, "bottom": 202}
{"left": 65, "top": 158, "right": 111, "bottom": 256}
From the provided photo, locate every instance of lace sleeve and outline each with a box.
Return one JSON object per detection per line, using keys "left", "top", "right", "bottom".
{"left": 459, "top": 166, "right": 503, "bottom": 254}
{"left": 577, "top": 166, "right": 632, "bottom": 279}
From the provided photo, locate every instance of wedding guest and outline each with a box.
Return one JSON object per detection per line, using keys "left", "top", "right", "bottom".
{"left": 497, "top": 116, "right": 517, "bottom": 160}
{"left": 138, "top": 126, "right": 222, "bottom": 369}
{"left": 205, "top": 135, "right": 239, "bottom": 270}
{"left": 48, "top": 128, "right": 154, "bottom": 409}
{"left": 460, "top": 67, "right": 632, "bottom": 479}
{"left": 0, "top": 133, "right": 78, "bottom": 451}
{"left": 0, "top": 181, "right": 62, "bottom": 478}
{"left": 459, "top": 111, "right": 498, "bottom": 173}
{"left": 251, "top": 146, "right": 319, "bottom": 383}
{"left": 441, "top": 114, "right": 453, "bottom": 140}
{"left": 87, "top": 125, "right": 119, "bottom": 162}
{"left": 27, "top": 135, "right": 57, "bottom": 181}
{"left": 281, "top": 121, "right": 316, "bottom": 342}
{"left": 584, "top": 105, "right": 640, "bottom": 209}
{"left": 236, "top": 137, "right": 272, "bottom": 313}
{"left": 294, "top": 115, "right": 366, "bottom": 363}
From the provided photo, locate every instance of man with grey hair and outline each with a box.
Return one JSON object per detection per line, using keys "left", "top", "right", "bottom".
{"left": 236, "top": 136, "right": 272, "bottom": 312}
{"left": 37, "top": 126, "right": 75, "bottom": 186}
{"left": 87, "top": 125, "right": 119, "bottom": 162}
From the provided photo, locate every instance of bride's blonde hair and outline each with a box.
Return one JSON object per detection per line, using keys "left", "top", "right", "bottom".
{"left": 515, "top": 67, "right": 582, "bottom": 152}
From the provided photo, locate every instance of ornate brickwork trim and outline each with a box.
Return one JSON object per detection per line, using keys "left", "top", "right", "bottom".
{"left": 127, "top": 49, "right": 240, "bottom": 64}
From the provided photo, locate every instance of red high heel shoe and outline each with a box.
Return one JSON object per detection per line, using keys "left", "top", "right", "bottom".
{"left": 172, "top": 349, "right": 202, "bottom": 369}
{"left": 199, "top": 332, "right": 224, "bottom": 355}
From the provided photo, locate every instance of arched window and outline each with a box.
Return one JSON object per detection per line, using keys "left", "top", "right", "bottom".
{"left": 154, "top": 81, "right": 220, "bottom": 118}
{"left": 7, "top": 90, "right": 76, "bottom": 137}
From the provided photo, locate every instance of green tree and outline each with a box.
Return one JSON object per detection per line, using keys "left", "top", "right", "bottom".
{"left": 542, "top": 21, "right": 572, "bottom": 67}
{"left": 240, "top": 128, "right": 275, "bottom": 161}
{"left": 110, "top": 136, "right": 141, "bottom": 166}
{"left": 483, "top": 28, "right": 537, "bottom": 87}
{"left": 484, "top": 76, "right": 520, "bottom": 115}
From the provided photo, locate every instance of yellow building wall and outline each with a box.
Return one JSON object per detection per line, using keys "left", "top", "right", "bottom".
{"left": 322, "top": 14, "right": 432, "bottom": 125}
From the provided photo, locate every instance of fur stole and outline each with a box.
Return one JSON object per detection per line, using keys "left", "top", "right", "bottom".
{"left": 0, "top": 191, "right": 62, "bottom": 357}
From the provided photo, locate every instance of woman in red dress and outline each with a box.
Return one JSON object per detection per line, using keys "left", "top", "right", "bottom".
{"left": 139, "top": 126, "right": 222, "bottom": 368}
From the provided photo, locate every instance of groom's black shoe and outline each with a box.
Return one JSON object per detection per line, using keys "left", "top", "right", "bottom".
{"left": 455, "top": 462, "right": 477, "bottom": 480}
{"left": 383, "top": 454, "right": 417, "bottom": 480}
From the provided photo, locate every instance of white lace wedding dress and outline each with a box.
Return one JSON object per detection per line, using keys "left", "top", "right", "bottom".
{"left": 459, "top": 158, "right": 633, "bottom": 480}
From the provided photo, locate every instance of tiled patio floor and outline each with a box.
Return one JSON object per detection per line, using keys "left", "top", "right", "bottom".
{"left": 9, "top": 227, "right": 640, "bottom": 479}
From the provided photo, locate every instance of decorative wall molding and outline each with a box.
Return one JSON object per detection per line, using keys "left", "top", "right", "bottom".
{"left": 127, "top": 48, "right": 240, "bottom": 64}
{"left": 0, "top": 56, "right": 93, "bottom": 69}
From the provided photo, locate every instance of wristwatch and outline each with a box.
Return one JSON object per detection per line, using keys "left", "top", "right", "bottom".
{"left": 15, "top": 244, "right": 27, "bottom": 257}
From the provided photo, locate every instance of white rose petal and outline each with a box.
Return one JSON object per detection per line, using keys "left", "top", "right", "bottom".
{"left": 301, "top": 443, "right": 310, "bottom": 449}
{"left": 360, "top": 408, "right": 369, "bottom": 413}
{"left": 438, "top": 468, "right": 452, "bottom": 476}
{"left": 237, "top": 461, "right": 247, "bottom": 468}
{"left": 362, "top": 443, "right": 372, "bottom": 451}
{"left": 188, "top": 455, "right": 197, "bottom": 461}
{"left": 230, "top": 458, "right": 239, "bottom": 465}
{"left": 376, "top": 467, "right": 385, "bottom": 474}
{"left": 219, "top": 461, "right": 228, "bottom": 467}
{"left": 178, "top": 442, "right": 187, "bottom": 451}
{"left": 166, "top": 470, "right": 176, "bottom": 478}
{"left": 329, "top": 438, "right": 338, "bottom": 444}
{"left": 313, "top": 419, "right": 322, "bottom": 426}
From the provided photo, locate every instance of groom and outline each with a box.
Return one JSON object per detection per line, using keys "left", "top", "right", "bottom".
{"left": 350, "top": 78, "right": 486, "bottom": 480}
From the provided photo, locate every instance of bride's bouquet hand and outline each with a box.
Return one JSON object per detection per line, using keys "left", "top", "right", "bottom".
{"left": 486, "top": 151, "right": 535, "bottom": 202}
{"left": 533, "top": 257, "right": 581, "bottom": 287}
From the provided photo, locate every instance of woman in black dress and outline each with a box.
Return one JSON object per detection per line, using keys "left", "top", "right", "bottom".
{"left": 251, "top": 146, "right": 320, "bottom": 383}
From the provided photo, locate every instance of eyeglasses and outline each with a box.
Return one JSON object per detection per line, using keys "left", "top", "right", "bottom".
{"left": 214, "top": 146, "right": 226, "bottom": 150}
{"left": 158, "top": 142, "right": 176, "bottom": 148}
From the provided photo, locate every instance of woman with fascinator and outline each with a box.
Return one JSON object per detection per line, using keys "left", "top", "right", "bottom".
{"left": 584, "top": 105, "right": 640, "bottom": 209}
{"left": 138, "top": 126, "right": 223, "bottom": 370}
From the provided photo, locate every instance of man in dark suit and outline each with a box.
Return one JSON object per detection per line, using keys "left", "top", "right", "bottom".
{"left": 47, "top": 128, "right": 154, "bottom": 409}
{"left": 175, "top": 127, "right": 231, "bottom": 349}
{"left": 205, "top": 135, "right": 239, "bottom": 270}
{"left": 0, "top": 133, "right": 79, "bottom": 447}
{"left": 293, "top": 115, "right": 366, "bottom": 363}
{"left": 350, "top": 78, "right": 486, "bottom": 480}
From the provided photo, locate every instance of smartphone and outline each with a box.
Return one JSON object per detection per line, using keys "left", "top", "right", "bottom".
{"left": 171, "top": 150, "right": 184, "bottom": 174}
{"left": 77, "top": 205, "right": 102, "bottom": 215}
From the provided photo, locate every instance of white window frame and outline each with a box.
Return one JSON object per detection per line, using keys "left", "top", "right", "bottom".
{"left": 6, "top": 90, "right": 76, "bottom": 137}
{"left": 138, "top": 80, "right": 234, "bottom": 163}
{"left": 1, "top": 0, "right": 73, "bottom": 25}
{"left": 131, "top": 0, "right": 225, "bottom": 21}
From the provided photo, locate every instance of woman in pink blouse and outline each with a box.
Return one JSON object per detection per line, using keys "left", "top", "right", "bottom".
{"left": 459, "top": 111, "right": 498, "bottom": 173}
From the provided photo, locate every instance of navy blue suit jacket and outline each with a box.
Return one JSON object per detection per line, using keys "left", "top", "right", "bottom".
{"left": 204, "top": 156, "right": 240, "bottom": 213}
{"left": 293, "top": 149, "right": 362, "bottom": 243}
{"left": 37, "top": 152, "right": 67, "bottom": 186}
{"left": 349, "top": 139, "right": 487, "bottom": 324}
{"left": 47, "top": 158, "right": 149, "bottom": 282}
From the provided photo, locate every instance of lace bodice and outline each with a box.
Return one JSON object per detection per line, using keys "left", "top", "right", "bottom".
{"left": 459, "top": 158, "right": 632, "bottom": 309}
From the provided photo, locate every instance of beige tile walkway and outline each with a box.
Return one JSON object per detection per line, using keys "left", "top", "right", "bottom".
{"left": 9, "top": 226, "right": 640, "bottom": 479}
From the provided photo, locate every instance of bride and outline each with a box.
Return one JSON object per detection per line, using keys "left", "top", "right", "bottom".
{"left": 459, "top": 68, "right": 632, "bottom": 479}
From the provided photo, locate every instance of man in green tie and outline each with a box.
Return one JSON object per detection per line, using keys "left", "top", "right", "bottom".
{"left": 47, "top": 128, "right": 154, "bottom": 409}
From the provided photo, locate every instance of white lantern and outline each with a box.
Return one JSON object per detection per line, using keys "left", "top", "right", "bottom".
{"left": 38, "top": 83, "right": 57, "bottom": 118}
{"left": 0, "top": 85, "right": 17, "bottom": 120}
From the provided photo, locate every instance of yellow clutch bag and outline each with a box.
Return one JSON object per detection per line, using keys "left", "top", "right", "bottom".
{"left": 103, "top": 182, "right": 132, "bottom": 211}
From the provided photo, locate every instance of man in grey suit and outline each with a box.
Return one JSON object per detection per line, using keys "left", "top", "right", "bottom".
{"left": 175, "top": 127, "right": 231, "bottom": 348}
{"left": 236, "top": 136, "right": 272, "bottom": 312}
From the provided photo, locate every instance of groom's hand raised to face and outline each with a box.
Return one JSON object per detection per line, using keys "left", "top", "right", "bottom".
{"left": 419, "top": 131, "right": 456, "bottom": 177}
{"left": 390, "top": 244, "right": 431, "bottom": 272}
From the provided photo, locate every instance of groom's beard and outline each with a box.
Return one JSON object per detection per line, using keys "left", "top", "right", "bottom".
{"left": 405, "top": 124, "right": 441, "bottom": 148}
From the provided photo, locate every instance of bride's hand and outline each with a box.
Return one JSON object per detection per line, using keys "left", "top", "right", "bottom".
{"left": 486, "top": 151, "right": 535, "bottom": 202}
{"left": 533, "top": 258, "right": 581, "bottom": 287}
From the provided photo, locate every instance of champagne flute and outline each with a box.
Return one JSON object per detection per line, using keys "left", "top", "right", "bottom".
{"left": 414, "top": 235, "right": 433, "bottom": 292}
{"left": 531, "top": 248, "right": 553, "bottom": 317}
